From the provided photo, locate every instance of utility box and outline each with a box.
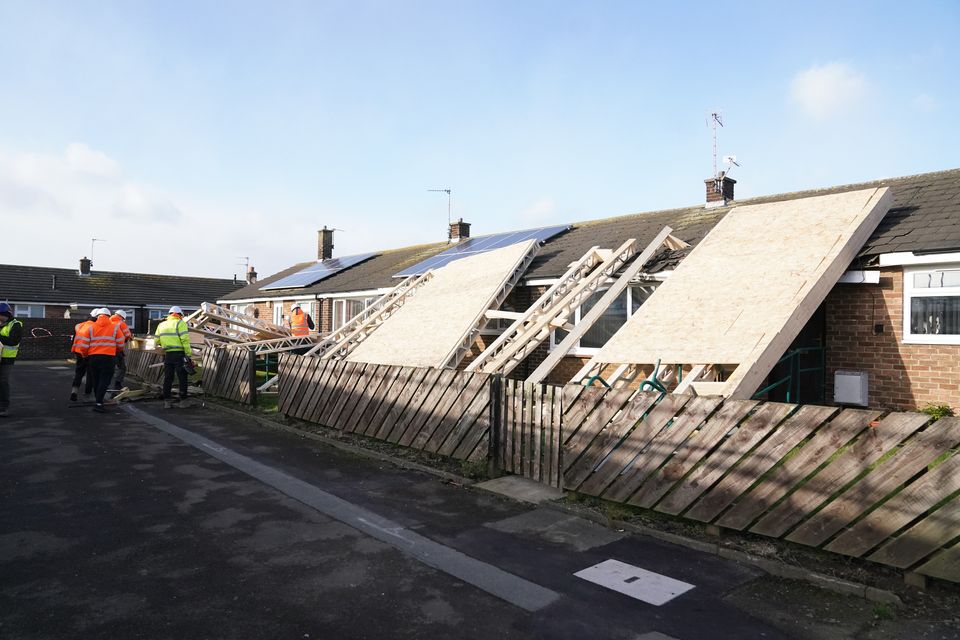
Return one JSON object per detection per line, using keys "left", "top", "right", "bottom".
{"left": 834, "top": 370, "right": 869, "bottom": 406}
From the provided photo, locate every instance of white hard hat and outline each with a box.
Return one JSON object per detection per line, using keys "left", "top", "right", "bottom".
{"left": 90, "top": 308, "right": 101, "bottom": 317}
{"left": 114, "top": 309, "right": 127, "bottom": 319}
{"left": 291, "top": 302, "right": 301, "bottom": 310}
{"left": 99, "top": 308, "right": 111, "bottom": 316}
{"left": 169, "top": 306, "right": 183, "bottom": 315}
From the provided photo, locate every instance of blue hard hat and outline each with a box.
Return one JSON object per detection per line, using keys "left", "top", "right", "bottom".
{"left": 0, "top": 302, "right": 12, "bottom": 316}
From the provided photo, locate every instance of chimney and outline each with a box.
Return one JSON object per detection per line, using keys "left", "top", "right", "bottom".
{"left": 246, "top": 266, "right": 258, "bottom": 285}
{"left": 318, "top": 226, "right": 334, "bottom": 261}
{"left": 705, "top": 172, "right": 736, "bottom": 207}
{"left": 448, "top": 218, "right": 471, "bottom": 243}
{"left": 79, "top": 256, "right": 92, "bottom": 277}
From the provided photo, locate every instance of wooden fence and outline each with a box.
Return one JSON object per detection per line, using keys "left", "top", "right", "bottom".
{"left": 277, "top": 354, "right": 492, "bottom": 461}
{"left": 202, "top": 345, "right": 256, "bottom": 404}
{"left": 125, "top": 348, "right": 165, "bottom": 386}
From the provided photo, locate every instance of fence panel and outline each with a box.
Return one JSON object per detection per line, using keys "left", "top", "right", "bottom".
{"left": 201, "top": 345, "right": 254, "bottom": 404}
{"left": 497, "top": 379, "right": 564, "bottom": 486}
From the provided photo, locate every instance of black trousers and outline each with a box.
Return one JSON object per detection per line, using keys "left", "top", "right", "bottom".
{"left": 113, "top": 351, "right": 127, "bottom": 390}
{"left": 0, "top": 362, "right": 12, "bottom": 411}
{"left": 72, "top": 356, "right": 93, "bottom": 394}
{"left": 162, "top": 351, "right": 189, "bottom": 400}
{"left": 87, "top": 355, "right": 116, "bottom": 405}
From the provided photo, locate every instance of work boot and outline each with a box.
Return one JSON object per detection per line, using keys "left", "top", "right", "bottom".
{"left": 163, "top": 400, "right": 173, "bottom": 409}
{"left": 70, "top": 392, "right": 78, "bottom": 402}
{"left": 93, "top": 404, "right": 106, "bottom": 414}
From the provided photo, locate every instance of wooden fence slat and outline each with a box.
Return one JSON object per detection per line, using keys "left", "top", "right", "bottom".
{"left": 532, "top": 385, "right": 543, "bottom": 482}
{"left": 868, "top": 499, "right": 960, "bottom": 568}
{"left": 751, "top": 412, "right": 930, "bottom": 538}
{"left": 512, "top": 380, "right": 523, "bottom": 473}
{"left": 551, "top": 385, "right": 563, "bottom": 487}
{"left": 386, "top": 367, "right": 441, "bottom": 443}
{"left": 561, "top": 386, "right": 607, "bottom": 445}
{"left": 562, "top": 388, "right": 634, "bottom": 472}
{"left": 581, "top": 393, "right": 690, "bottom": 497}
{"left": 449, "top": 383, "right": 493, "bottom": 460}
{"left": 362, "top": 366, "right": 407, "bottom": 437}
{"left": 717, "top": 408, "right": 879, "bottom": 531}
{"left": 324, "top": 362, "right": 364, "bottom": 428}
{"left": 335, "top": 363, "right": 376, "bottom": 430}
{"left": 295, "top": 360, "right": 328, "bottom": 421}
{"left": 376, "top": 367, "right": 429, "bottom": 441}
{"left": 826, "top": 453, "right": 960, "bottom": 557}
{"left": 658, "top": 402, "right": 795, "bottom": 516}
{"left": 603, "top": 396, "right": 722, "bottom": 503}
{"left": 411, "top": 370, "right": 476, "bottom": 451}
{"left": 564, "top": 391, "right": 660, "bottom": 489}
{"left": 341, "top": 364, "right": 386, "bottom": 433}
{"left": 398, "top": 369, "right": 457, "bottom": 447}
{"left": 788, "top": 416, "right": 960, "bottom": 547}
{"left": 914, "top": 544, "right": 960, "bottom": 583}
{"left": 316, "top": 362, "right": 357, "bottom": 426}
{"left": 522, "top": 383, "right": 534, "bottom": 476}
{"left": 629, "top": 399, "right": 760, "bottom": 509}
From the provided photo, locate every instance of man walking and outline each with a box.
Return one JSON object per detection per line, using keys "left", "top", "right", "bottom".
{"left": 110, "top": 309, "right": 133, "bottom": 393}
{"left": 70, "top": 308, "right": 98, "bottom": 402}
{"left": 0, "top": 303, "right": 23, "bottom": 417}
{"left": 78, "top": 308, "right": 123, "bottom": 413}
{"left": 156, "top": 306, "right": 192, "bottom": 408}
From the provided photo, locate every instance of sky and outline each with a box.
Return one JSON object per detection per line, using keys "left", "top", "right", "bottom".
{"left": 0, "top": 0, "right": 957, "bottom": 280}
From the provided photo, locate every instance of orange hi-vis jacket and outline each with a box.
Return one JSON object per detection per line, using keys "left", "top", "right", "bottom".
{"left": 290, "top": 309, "right": 310, "bottom": 337}
{"left": 72, "top": 320, "right": 93, "bottom": 355}
{"left": 111, "top": 314, "right": 133, "bottom": 349}
{"left": 80, "top": 316, "right": 123, "bottom": 357}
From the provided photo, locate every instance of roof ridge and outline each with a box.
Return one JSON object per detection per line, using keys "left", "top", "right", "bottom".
{"left": 0, "top": 263, "right": 239, "bottom": 283}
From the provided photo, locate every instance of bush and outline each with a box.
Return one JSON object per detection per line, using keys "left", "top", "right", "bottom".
{"left": 920, "top": 404, "right": 955, "bottom": 422}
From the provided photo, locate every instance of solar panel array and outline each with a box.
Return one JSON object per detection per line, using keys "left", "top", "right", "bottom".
{"left": 260, "top": 252, "right": 379, "bottom": 290}
{"left": 393, "top": 224, "right": 571, "bottom": 277}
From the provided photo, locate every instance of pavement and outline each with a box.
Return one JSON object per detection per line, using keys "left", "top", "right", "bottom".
{"left": 0, "top": 362, "right": 951, "bottom": 639}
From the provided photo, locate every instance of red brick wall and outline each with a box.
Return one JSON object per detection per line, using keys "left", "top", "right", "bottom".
{"left": 825, "top": 268, "right": 960, "bottom": 411}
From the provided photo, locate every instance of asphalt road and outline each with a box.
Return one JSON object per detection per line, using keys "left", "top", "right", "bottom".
{"left": 1, "top": 362, "right": 789, "bottom": 639}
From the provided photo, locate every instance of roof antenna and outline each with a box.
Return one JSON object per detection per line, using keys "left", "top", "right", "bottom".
{"left": 707, "top": 111, "right": 723, "bottom": 178}
{"left": 90, "top": 238, "right": 106, "bottom": 266}
{"left": 428, "top": 188, "right": 452, "bottom": 234}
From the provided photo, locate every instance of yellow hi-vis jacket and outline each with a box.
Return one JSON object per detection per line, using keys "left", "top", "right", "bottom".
{"left": 156, "top": 314, "right": 192, "bottom": 356}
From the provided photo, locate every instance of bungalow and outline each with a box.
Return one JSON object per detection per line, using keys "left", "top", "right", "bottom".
{"left": 219, "top": 168, "right": 960, "bottom": 412}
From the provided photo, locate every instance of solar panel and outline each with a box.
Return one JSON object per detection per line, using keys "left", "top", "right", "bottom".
{"left": 260, "top": 252, "right": 378, "bottom": 291}
{"left": 393, "top": 224, "right": 570, "bottom": 277}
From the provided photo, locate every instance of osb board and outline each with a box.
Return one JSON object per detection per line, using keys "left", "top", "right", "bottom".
{"left": 346, "top": 240, "right": 535, "bottom": 368}
{"left": 594, "top": 188, "right": 891, "bottom": 366}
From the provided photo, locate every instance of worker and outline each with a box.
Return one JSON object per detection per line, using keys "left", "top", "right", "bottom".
{"left": 78, "top": 308, "right": 123, "bottom": 413}
{"left": 70, "top": 308, "right": 98, "bottom": 401}
{"left": 110, "top": 309, "right": 133, "bottom": 394}
{"left": 155, "top": 306, "right": 192, "bottom": 408}
{"left": 0, "top": 303, "right": 23, "bottom": 417}
{"left": 289, "top": 302, "right": 315, "bottom": 337}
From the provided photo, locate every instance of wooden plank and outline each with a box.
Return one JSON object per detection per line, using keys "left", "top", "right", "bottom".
{"left": 602, "top": 396, "right": 722, "bottom": 503}
{"left": 826, "top": 453, "right": 960, "bottom": 557}
{"left": 341, "top": 364, "right": 386, "bottom": 433}
{"left": 410, "top": 370, "right": 476, "bottom": 451}
{"left": 512, "top": 380, "right": 523, "bottom": 473}
{"left": 500, "top": 378, "right": 514, "bottom": 469}
{"left": 305, "top": 359, "right": 345, "bottom": 424}
{"left": 629, "top": 399, "right": 759, "bottom": 509}
{"left": 448, "top": 384, "right": 493, "bottom": 459}
{"left": 360, "top": 366, "right": 406, "bottom": 437}
{"left": 561, "top": 386, "right": 607, "bottom": 446}
{"left": 869, "top": 498, "right": 960, "bottom": 568}
{"left": 280, "top": 357, "right": 310, "bottom": 418}
{"left": 657, "top": 402, "right": 795, "bottom": 516}
{"left": 397, "top": 369, "right": 455, "bottom": 447}
{"left": 564, "top": 391, "right": 660, "bottom": 489}
{"left": 580, "top": 394, "right": 690, "bottom": 497}
{"left": 377, "top": 367, "right": 430, "bottom": 442}
{"left": 387, "top": 367, "right": 443, "bottom": 444}
{"left": 914, "top": 544, "right": 960, "bottom": 583}
{"left": 562, "top": 388, "right": 634, "bottom": 473}
{"left": 717, "top": 408, "right": 879, "bottom": 531}
{"left": 751, "top": 412, "right": 930, "bottom": 538}
{"left": 330, "top": 363, "right": 373, "bottom": 431}
{"left": 311, "top": 361, "right": 352, "bottom": 425}
{"left": 321, "top": 362, "right": 361, "bottom": 428}
{"left": 532, "top": 385, "right": 544, "bottom": 481}
{"left": 294, "top": 360, "right": 329, "bottom": 422}
{"left": 788, "top": 416, "right": 960, "bottom": 547}
{"left": 543, "top": 385, "right": 555, "bottom": 485}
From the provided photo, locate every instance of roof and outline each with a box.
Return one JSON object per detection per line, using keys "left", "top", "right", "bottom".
{"left": 222, "top": 167, "right": 960, "bottom": 300}
{"left": 0, "top": 264, "right": 244, "bottom": 308}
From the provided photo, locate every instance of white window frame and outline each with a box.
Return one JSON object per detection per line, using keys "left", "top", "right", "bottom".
{"left": 117, "top": 308, "right": 136, "bottom": 331}
{"left": 273, "top": 301, "right": 284, "bottom": 326}
{"left": 13, "top": 304, "right": 45, "bottom": 318}
{"left": 332, "top": 297, "right": 374, "bottom": 330}
{"left": 550, "top": 284, "right": 657, "bottom": 356}
{"left": 902, "top": 264, "right": 960, "bottom": 345}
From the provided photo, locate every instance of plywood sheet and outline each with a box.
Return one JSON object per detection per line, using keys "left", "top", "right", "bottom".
{"left": 346, "top": 240, "right": 535, "bottom": 368}
{"left": 594, "top": 188, "right": 891, "bottom": 366}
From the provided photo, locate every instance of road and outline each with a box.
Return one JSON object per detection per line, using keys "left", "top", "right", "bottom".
{"left": 1, "top": 361, "right": 793, "bottom": 639}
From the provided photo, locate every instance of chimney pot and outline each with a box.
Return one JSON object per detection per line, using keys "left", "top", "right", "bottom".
{"left": 246, "top": 265, "right": 258, "bottom": 285}
{"left": 318, "top": 227, "right": 335, "bottom": 261}
{"left": 448, "top": 218, "right": 471, "bottom": 243}
{"left": 705, "top": 173, "right": 736, "bottom": 207}
{"left": 79, "top": 257, "right": 92, "bottom": 276}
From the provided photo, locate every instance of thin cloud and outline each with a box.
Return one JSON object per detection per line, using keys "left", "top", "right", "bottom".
{"left": 789, "top": 63, "right": 868, "bottom": 120}
{"left": 913, "top": 93, "right": 940, "bottom": 113}
{"left": 520, "top": 197, "right": 556, "bottom": 223}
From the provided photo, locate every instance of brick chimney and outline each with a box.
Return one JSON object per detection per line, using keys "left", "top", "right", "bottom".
{"left": 246, "top": 266, "right": 257, "bottom": 285}
{"left": 448, "top": 218, "right": 471, "bottom": 243}
{"left": 318, "top": 226, "right": 334, "bottom": 260}
{"left": 79, "top": 256, "right": 92, "bottom": 277}
{"left": 705, "top": 172, "right": 736, "bottom": 207}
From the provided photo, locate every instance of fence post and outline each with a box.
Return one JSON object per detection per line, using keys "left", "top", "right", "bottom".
{"left": 488, "top": 374, "right": 502, "bottom": 475}
{"left": 247, "top": 351, "right": 258, "bottom": 406}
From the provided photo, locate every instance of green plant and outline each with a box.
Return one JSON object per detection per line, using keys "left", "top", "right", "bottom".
{"left": 872, "top": 603, "right": 895, "bottom": 620}
{"left": 920, "top": 404, "right": 955, "bottom": 422}
{"left": 459, "top": 459, "right": 489, "bottom": 480}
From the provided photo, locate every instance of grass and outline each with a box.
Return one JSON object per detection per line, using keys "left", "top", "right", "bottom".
{"left": 872, "top": 603, "right": 895, "bottom": 620}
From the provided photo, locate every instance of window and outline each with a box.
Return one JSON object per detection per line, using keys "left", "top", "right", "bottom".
{"left": 332, "top": 297, "right": 375, "bottom": 330}
{"left": 148, "top": 309, "right": 165, "bottom": 321}
{"left": 904, "top": 266, "right": 960, "bottom": 344}
{"left": 273, "top": 302, "right": 283, "bottom": 326}
{"left": 13, "top": 304, "right": 45, "bottom": 318}
{"left": 552, "top": 285, "right": 657, "bottom": 354}
{"left": 117, "top": 309, "right": 136, "bottom": 331}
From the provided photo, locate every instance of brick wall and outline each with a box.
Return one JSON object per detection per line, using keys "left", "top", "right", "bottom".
{"left": 14, "top": 318, "right": 76, "bottom": 360}
{"left": 825, "top": 267, "right": 960, "bottom": 411}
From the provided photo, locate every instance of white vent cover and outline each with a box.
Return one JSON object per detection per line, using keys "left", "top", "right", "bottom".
{"left": 835, "top": 370, "right": 869, "bottom": 406}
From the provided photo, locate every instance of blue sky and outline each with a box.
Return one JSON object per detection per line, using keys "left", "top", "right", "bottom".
{"left": 1, "top": 0, "right": 957, "bottom": 278}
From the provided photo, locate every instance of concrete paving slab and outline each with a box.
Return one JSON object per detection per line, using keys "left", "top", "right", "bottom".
{"left": 486, "top": 508, "right": 624, "bottom": 551}
{"left": 475, "top": 475, "right": 564, "bottom": 504}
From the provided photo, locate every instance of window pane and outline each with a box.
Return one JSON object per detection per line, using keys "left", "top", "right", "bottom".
{"left": 911, "top": 296, "right": 960, "bottom": 335}
{"left": 580, "top": 290, "right": 628, "bottom": 349}
{"left": 943, "top": 270, "right": 960, "bottom": 287}
{"left": 630, "top": 285, "right": 656, "bottom": 313}
{"left": 913, "top": 272, "right": 932, "bottom": 288}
